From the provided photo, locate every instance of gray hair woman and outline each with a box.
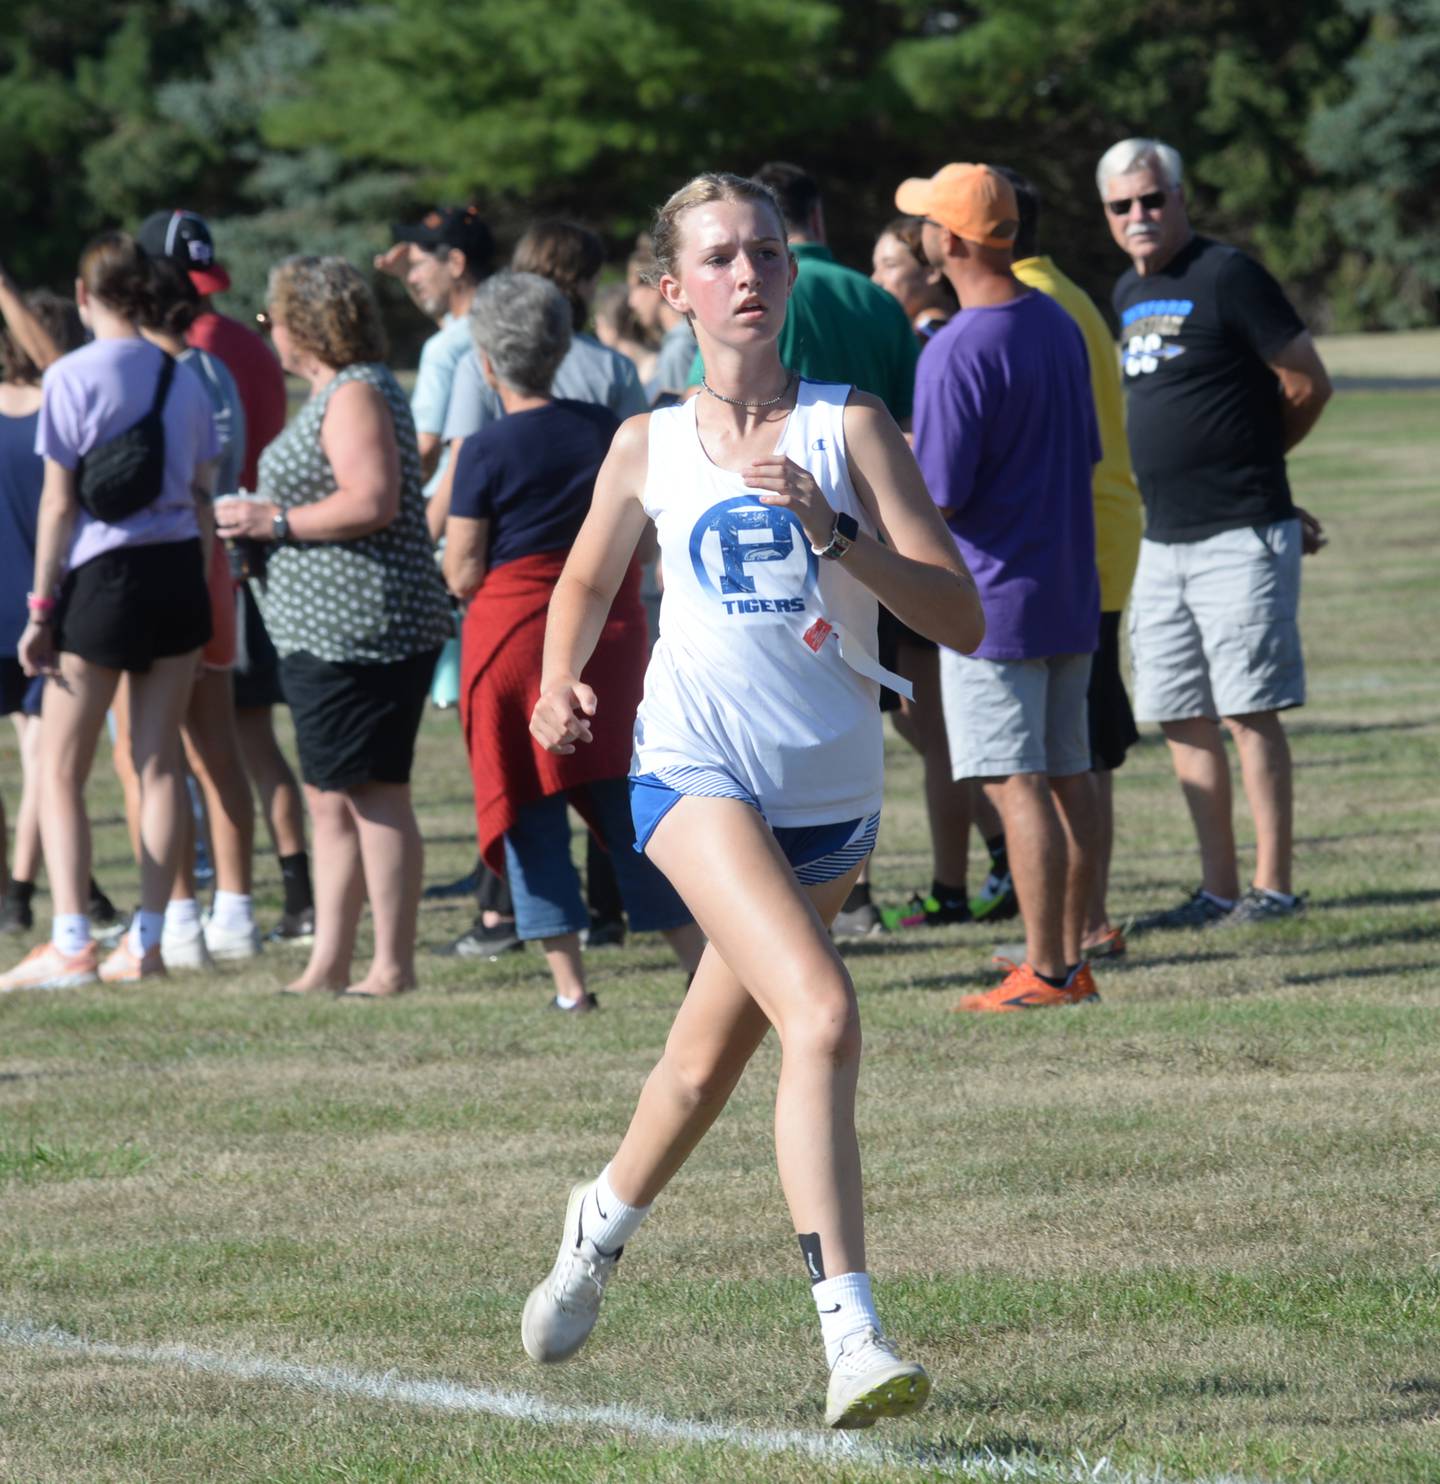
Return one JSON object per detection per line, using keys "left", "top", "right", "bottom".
{"left": 442, "top": 270, "right": 701, "bottom": 1013}
{"left": 214, "top": 255, "right": 453, "bottom": 999}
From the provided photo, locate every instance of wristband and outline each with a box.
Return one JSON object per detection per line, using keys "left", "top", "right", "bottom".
{"left": 26, "top": 592, "right": 55, "bottom": 616}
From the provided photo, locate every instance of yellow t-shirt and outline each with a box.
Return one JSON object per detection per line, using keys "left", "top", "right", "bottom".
{"left": 1013, "top": 256, "right": 1143, "bottom": 612}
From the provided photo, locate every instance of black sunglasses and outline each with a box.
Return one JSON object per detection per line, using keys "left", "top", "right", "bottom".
{"left": 1107, "top": 190, "right": 1168, "bottom": 216}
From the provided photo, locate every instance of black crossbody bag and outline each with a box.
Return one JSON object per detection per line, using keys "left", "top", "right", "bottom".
{"left": 75, "top": 352, "right": 177, "bottom": 523}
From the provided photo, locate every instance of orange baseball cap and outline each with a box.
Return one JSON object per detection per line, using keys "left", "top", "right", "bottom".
{"left": 894, "top": 164, "right": 1019, "bottom": 250}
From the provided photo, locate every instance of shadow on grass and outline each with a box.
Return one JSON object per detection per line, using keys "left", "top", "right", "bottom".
{"left": 1283, "top": 962, "right": 1429, "bottom": 986}
{"left": 1098, "top": 948, "right": 1242, "bottom": 971}
{"left": 901, "top": 970, "right": 997, "bottom": 993}
{"left": 1280, "top": 923, "right": 1440, "bottom": 954}
{"left": 1316, "top": 888, "right": 1440, "bottom": 911}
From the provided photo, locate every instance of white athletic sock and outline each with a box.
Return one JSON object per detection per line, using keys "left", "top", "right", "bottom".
{"left": 1257, "top": 887, "right": 1297, "bottom": 905}
{"left": 1200, "top": 889, "right": 1235, "bottom": 909}
{"left": 580, "top": 1165, "right": 650, "bottom": 1254}
{"left": 813, "top": 1271, "right": 880, "bottom": 1368}
{"left": 210, "top": 890, "right": 254, "bottom": 933}
{"left": 164, "top": 897, "right": 201, "bottom": 933}
{"left": 130, "top": 910, "right": 165, "bottom": 956}
{"left": 53, "top": 913, "right": 92, "bottom": 957}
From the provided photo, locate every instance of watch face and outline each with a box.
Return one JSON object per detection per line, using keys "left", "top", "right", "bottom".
{"left": 836, "top": 512, "right": 860, "bottom": 542}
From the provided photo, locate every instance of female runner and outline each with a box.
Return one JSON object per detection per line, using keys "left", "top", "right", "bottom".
{"left": 524, "top": 173, "right": 984, "bottom": 1429}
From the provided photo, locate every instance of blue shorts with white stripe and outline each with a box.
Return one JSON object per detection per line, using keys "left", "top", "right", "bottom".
{"left": 629, "top": 768, "right": 879, "bottom": 886}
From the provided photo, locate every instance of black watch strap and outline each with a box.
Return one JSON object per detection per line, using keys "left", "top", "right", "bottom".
{"left": 813, "top": 510, "right": 859, "bottom": 560}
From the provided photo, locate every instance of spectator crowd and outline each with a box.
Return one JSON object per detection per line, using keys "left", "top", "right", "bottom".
{"left": 0, "top": 140, "right": 1330, "bottom": 1012}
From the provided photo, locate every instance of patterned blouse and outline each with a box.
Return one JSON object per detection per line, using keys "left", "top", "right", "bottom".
{"left": 253, "top": 362, "right": 452, "bottom": 665}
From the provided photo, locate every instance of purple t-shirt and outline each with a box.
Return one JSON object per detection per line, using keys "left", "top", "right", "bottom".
{"left": 914, "top": 290, "right": 1101, "bottom": 661}
{"left": 36, "top": 337, "right": 220, "bottom": 573}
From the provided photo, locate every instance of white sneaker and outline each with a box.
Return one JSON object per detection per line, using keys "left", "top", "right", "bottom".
{"left": 824, "top": 1328, "right": 931, "bottom": 1429}
{"left": 521, "top": 1181, "right": 620, "bottom": 1364}
{"left": 203, "top": 916, "right": 262, "bottom": 962}
{"left": 161, "top": 919, "right": 213, "bottom": 971}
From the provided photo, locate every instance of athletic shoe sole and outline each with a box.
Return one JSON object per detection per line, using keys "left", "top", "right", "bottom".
{"left": 0, "top": 969, "right": 98, "bottom": 992}
{"left": 205, "top": 941, "right": 262, "bottom": 962}
{"left": 828, "top": 1365, "right": 931, "bottom": 1429}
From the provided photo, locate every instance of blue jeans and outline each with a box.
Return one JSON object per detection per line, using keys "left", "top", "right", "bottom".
{"left": 502, "top": 777, "right": 692, "bottom": 941}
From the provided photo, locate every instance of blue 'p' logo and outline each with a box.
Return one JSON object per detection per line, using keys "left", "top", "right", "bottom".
{"left": 689, "top": 496, "right": 818, "bottom": 600}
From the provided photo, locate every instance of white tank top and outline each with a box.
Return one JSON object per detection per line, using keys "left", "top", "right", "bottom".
{"left": 632, "top": 379, "right": 909, "bottom": 827}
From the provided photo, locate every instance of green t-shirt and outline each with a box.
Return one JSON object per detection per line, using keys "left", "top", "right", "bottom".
{"left": 688, "top": 243, "right": 919, "bottom": 422}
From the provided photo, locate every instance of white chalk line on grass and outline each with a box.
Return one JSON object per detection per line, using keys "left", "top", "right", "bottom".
{"left": 0, "top": 1317, "right": 1260, "bottom": 1484}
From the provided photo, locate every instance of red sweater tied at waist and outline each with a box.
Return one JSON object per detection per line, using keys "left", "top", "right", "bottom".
{"left": 460, "top": 549, "right": 647, "bottom": 873}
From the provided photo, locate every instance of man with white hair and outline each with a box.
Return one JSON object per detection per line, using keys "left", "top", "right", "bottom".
{"left": 1098, "top": 138, "right": 1332, "bottom": 929}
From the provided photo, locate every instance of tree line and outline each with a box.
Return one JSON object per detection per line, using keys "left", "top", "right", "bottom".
{"left": 4, "top": 0, "right": 1436, "bottom": 351}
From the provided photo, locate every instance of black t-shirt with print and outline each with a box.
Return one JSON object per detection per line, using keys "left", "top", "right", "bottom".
{"left": 1112, "top": 235, "right": 1306, "bottom": 543}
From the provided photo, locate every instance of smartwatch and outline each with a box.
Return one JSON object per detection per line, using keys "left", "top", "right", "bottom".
{"left": 811, "top": 511, "right": 858, "bottom": 561}
{"left": 272, "top": 509, "right": 291, "bottom": 544}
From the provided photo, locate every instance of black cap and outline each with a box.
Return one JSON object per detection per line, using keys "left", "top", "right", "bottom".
{"left": 136, "top": 209, "right": 231, "bottom": 295}
{"left": 391, "top": 206, "right": 494, "bottom": 275}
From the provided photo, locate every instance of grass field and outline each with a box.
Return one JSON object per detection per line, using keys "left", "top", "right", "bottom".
{"left": 2, "top": 338, "right": 1438, "bottom": 1483}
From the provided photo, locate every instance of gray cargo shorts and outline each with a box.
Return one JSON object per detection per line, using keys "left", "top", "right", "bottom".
{"left": 939, "top": 650, "right": 1093, "bottom": 779}
{"left": 1129, "top": 519, "right": 1305, "bottom": 723}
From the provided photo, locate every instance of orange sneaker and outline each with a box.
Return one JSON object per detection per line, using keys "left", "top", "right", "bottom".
{"left": 1066, "top": 963, "right": 1100, "bottom": 1004}
{"left": 99, "top": 939, "right": 166, "bottom": 983}
{"left": 1081, "top": 926, "right": 1127, "bottom": 959}
{"left": 953, "top": 960, "right": 1099, "bottom": 1013}
{"left": 0, "top": 939, "right": 100, "bottom": 992}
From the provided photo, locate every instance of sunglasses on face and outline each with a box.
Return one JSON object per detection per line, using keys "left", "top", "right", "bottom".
{"left": 1107, "top": 190, "right": 1168, "bottom": 216}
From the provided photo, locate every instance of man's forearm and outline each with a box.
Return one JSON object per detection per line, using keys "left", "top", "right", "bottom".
{"left": 1281, "top": 395, "right": 1328, "bottom": 453}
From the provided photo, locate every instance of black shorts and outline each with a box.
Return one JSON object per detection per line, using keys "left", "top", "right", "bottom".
{"left": 281, "top": 647, "right": 440, "bottom": 792}
{"left": 54, "top": 539, "right": 211, "bottom": 673}
{"left": 1088, "top": 610, "right": 1140, "bottom": 771}
{"left": 233, "top": 583, "right": 285, "bottom": 710}
{"left": 876, "top": 605, "right": 936, "bottom": 714}
{"left": 0, "top": 657, "right": 44, "bottom": 717}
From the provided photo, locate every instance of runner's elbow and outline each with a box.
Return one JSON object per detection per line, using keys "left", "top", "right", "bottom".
{"left": 931, "top": 580, "right": 985, "bottom": 653}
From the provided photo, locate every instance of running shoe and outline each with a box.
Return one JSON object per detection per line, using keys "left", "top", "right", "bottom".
{"left": 902, "top": 891, "right": 972, "bottom": 928}
{"left": 203, "top": 916, "right": 263, "bottom": 962}
{"left": 953, "top": 960, "right": 1099, "bottom": 1013}
{"left": 521, "top": 1181, "right": 620, "bottom": 1363}
{"left": 99, "top": 940, "right": 166, "bottom": 983}
{"left": 1081, "top": 925, "right": 1127, "bottom": 959}
{"left": 825, "top": 1328, "right": 931, "bottom": 1429}
{"left": 1130, "top": 888, "right": 1233, "bottom": 933}
{"left": 0, "top": 940, "right": 99, "bottom": 992}
{"left": 0, "top": 891, "right": 34, "bottom": 935}
{"left": 968, "top": 869, "right": 1018, "bottom": 923}
{"left": 547, "top": 992, "right": 599, "bottom": 1013}
{"left": 434, "top": 919, "right": 523, "bottom": 959}
{"left": 161, "top": 918, "right": 213, "bottom": 971}
{"left": 1218, "top": 888, "right": 1307, "bottom": 926}
{"left": 266, "top": 907, "right": 315, "bottom": 945}
{"left": 831, "top": 900, "right": 885, "bottom": 938}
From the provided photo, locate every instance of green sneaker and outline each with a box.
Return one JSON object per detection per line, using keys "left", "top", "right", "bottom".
{"left": 969, "top": 869, "right": 1018, "bottom": 923}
